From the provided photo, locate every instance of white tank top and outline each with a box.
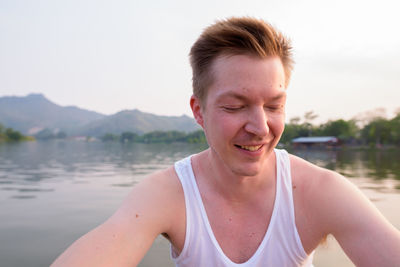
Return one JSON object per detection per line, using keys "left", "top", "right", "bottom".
{"left": 171, "top": 149, "right": 315, "bottom": 267}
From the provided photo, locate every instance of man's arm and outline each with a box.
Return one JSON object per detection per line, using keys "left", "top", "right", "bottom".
{"left": 313, "top": 167, "right": 400, "bottom": 266}
{"left": 51, "top": 167, "right": 184, "bottom": 267}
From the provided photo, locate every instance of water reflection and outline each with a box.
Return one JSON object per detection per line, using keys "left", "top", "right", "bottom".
{"left": 1, "top": 142, "right": 399, "bottom": 267}
{"left": 0, "top": 141, "right": 207, "bottom": 200}
{"left": 1, "top": 142, "right": 399, "bottom": 201}
{"left": 288, "top": 148, "right": 400, "bottom": 193}
{"left": 289, "top": 148, "right": 400, "bottom": 180}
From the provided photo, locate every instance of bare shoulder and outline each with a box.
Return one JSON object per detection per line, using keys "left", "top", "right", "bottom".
{"left": 288, "top": 153, "right": 332, "bottom": 192}
{"left": 289, "top": 152, "right": 386, "bottom": 231}
{"left": 287, "top": 153, "right": 338, "bottom": 252}
{"left": 118, "top": 166, "right": 184, "bottom": 221}
{"left": 289, "top": 153, "right": 378, "bottom": 232}
{"left": 109, "top": 165, "right": 185, "bottom": 247}
{"left": 288, "top": 153, "right": 342, "bottom": 218}
{"left": 51, "top": 166, "right": 185, "bottom": 267}
{"left": 288, "top": 153, "right": 400, "bottom": 266}
{"left": 289, "top": 153, "right": 349, "bottom": 206}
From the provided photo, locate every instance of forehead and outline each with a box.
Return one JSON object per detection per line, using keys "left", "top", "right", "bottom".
{"left": 207, "top": 55, "right": 286, "bottom": 103}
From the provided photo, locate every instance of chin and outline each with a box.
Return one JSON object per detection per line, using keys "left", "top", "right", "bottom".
{"left": 230, "top": 164, "right": 263, "bottom": 177}
{"left": 233, "top": 147, "right": 276, "bottom": 177}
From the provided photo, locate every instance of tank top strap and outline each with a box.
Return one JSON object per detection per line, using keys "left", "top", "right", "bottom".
{"left": 172, "top": 156, "right": 194, "bottom": 261}
{"left": 275, "top": 148, "right": 295, "bottom": 213}
{"left": 274, "top": 149, "right": 312, "bottom": 264}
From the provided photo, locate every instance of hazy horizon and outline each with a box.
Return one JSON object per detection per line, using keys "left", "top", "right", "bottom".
{"left": 1, "top": 0, "right": 399, "bottom": 123}
{"left": 2, "top": 92, "right": 398, "bottom": 126}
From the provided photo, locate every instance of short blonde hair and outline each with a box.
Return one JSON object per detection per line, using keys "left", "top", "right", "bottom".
{"left": 190, "top": 17, "right": 294, "bottom": 103}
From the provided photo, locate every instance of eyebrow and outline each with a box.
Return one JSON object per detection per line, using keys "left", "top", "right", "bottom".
{"left": 270, "top": 92, "right": 287, "bottom": 101}
{"left": 216, "top": 91, "right": 286, "bottom": 102}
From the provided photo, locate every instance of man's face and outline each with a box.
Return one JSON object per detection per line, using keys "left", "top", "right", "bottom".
{"left": 191, "top": 54, "right": 286, "bottom": 177}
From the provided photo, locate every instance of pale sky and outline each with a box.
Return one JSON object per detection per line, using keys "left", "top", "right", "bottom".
{"left": 1, "top": 0, "right": 399, "bottom": 123}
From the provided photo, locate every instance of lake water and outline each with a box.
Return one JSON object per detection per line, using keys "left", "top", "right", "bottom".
{"left": 0, "top": 141, "right": 399, "bottom": 267}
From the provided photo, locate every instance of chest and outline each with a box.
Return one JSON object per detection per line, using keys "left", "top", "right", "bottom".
{"left": 169, "top": 186, "right": 322, "bottom": 265}
{"left": 201, "top": 192, "right": 276, "bottom": 263}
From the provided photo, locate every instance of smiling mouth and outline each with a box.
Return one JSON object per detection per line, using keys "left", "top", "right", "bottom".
{"left": 235, "top": 144, "right": 263, "bottom": 151}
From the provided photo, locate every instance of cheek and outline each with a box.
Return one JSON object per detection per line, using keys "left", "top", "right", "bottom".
{"left": 268, "top": 114, "right": 285, "bottom": 133}
{"left": 220, "top": 113, "right": 247, "bottom": 131}
{"left": 206, "top": 112, "right": 242, "bottom": 137}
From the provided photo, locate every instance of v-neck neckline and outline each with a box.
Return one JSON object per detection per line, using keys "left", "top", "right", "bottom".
{"left": 187, "top": 149, "right": 281, "bottom": 266}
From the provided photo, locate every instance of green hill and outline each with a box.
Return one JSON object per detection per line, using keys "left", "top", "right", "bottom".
{"left": 0, "top": 94, "right": 200, "bottom": 137}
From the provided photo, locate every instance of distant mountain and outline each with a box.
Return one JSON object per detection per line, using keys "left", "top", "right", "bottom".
{"left": 0, "top": 94, "right": 105, "bottom": 134}
{"left": 75, "top": 109, "right": 200, "bottom": 137}
{"left": 0, "top": 94, "right": 200, "bottom": 136}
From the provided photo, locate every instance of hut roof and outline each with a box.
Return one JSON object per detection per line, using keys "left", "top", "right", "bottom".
{"left": 292, "top": 136, "right": 338, "bottom": 143}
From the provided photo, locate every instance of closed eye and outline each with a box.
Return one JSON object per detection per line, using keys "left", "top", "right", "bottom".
{"left": 222, "top": 106, "right": 244, "bottom": 112}
{"left": 265, "top": 105, "right": 283, "bottom": 112}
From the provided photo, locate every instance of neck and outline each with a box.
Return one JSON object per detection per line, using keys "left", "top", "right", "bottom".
{"left": 194, "top": 148, "right": 276, "bottom": 202}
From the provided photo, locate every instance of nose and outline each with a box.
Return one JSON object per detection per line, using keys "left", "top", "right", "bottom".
{"left": 244, "top": 107, "right": 269, "bottom": 137}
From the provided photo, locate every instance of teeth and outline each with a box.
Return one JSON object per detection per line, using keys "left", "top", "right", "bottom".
{"left": 239, "top": 145, "right": 262, "bottom": 151}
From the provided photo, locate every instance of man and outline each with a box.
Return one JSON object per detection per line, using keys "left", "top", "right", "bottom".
{"left": 52, "top": 17, "right": 400, "bottom": 266}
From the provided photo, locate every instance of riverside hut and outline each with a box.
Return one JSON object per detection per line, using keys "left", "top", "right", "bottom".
{"left": 291, "top": 136, "right": 339, "bottom": 148}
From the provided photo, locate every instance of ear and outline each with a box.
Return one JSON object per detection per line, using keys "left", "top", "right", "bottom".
{"left": 190, "top": 95, "right": 204, "bottom": 128}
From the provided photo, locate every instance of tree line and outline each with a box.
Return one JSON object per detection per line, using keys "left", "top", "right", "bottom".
{"left": 2, "top": 109, "right": 399, "bottom": 147}
{"left": 101, "top": 111, "right": 400, "bottom": 147}
{"left": 280, "top": 111, "right": 400, "bottom": 146}
{"left": 101, "top": 129, "right": 207, "bottom": 144}
{"left": 0, "top": 124, "right": 31, "bottom": 142}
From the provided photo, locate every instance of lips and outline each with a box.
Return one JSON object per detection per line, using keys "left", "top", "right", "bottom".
{"left": 235, "top": 144, "right": 263, "bottom": 151}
